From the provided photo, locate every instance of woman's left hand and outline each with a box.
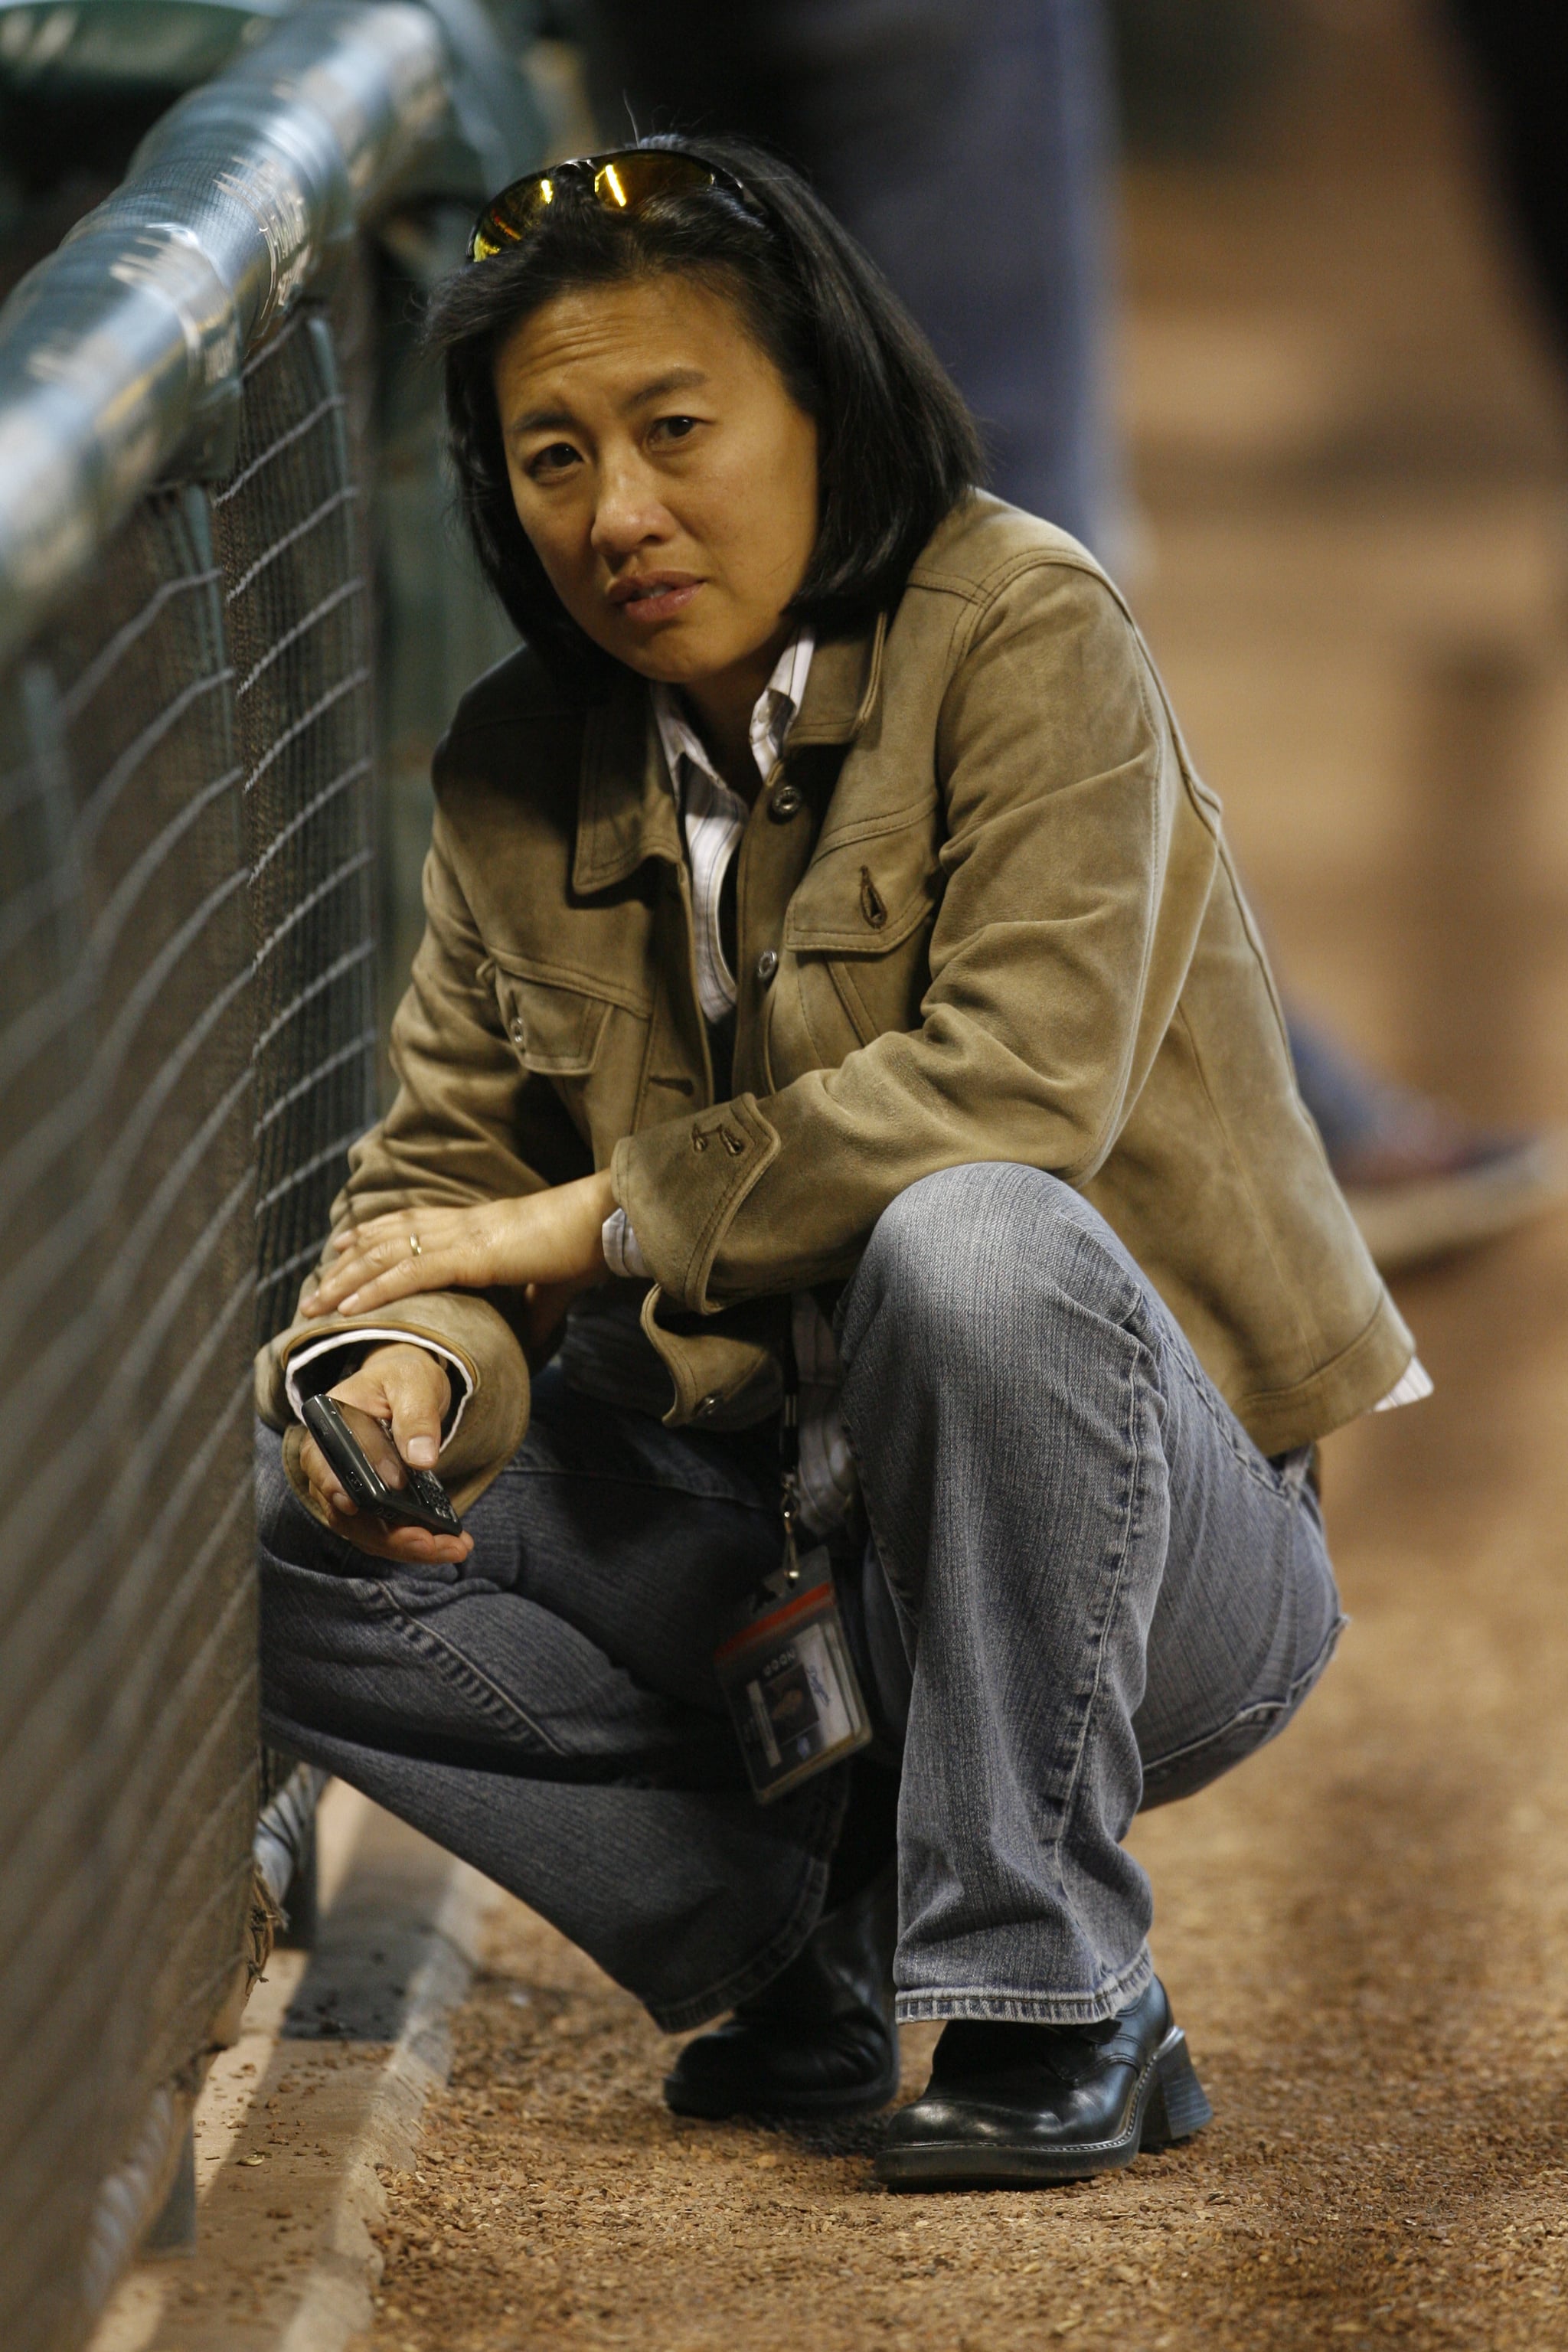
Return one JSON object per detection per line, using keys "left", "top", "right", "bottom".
{"left": 301, "top": 1169, "right": 618, "bottom": 1325}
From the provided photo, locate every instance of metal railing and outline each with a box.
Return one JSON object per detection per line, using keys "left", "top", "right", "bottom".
{"left": 0, "top": 8, "right": 538, "bottom": 2346}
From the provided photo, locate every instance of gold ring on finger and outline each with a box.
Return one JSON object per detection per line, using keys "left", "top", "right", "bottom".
{"left": 409, "top": 1233, "right": 423, "bottom": 1256}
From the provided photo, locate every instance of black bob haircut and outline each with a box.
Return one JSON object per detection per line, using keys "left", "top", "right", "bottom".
{"left": 422, "top": 134, "right": 985, "bottom": 683}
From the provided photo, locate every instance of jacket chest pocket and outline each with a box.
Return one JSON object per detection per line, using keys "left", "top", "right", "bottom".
{"left": 494, "top": 970, "right": 612, "bottom": 1076}
{"left": 769, "top": 805, "right": 942, "bottom": 1073}
{"left": 490, "top": 962, "right": 655, "bottom": 1166}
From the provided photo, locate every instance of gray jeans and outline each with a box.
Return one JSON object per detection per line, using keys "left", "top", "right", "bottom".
{"left": 259, "top": 1165, "right": 1341, "bottom": 2030}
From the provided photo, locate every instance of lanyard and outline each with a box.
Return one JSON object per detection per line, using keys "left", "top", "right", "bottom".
{"left": 710, "top": 1312, "right": 872, "bottom": 1802}
{"left": 778, "top": 1315, "right": 805, "bottom": 1589}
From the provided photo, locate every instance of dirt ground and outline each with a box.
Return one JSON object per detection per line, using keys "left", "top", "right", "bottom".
{"left": 363, "top": 6, "right": 1568, "bottom": 2347}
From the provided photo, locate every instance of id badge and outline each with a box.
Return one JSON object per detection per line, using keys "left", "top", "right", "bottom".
{"left": 714, "top": 1548, "right": 872, "bottom": 1805}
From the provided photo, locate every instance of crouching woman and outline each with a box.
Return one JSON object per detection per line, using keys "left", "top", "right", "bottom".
{"left": 255, "top": 138, "right": 1421, "bottom": 2188}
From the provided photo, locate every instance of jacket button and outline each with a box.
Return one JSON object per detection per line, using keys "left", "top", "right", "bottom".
{"left": 509, "top": 1018, "right": 524, "bottom": 1044}
{"left": 769, "top": 782, "right": 803, "bottom": 821}
{"left": 697, "top": 1393, "right": 720, "bottom": 1416}
{"left": 756, "top": 948, "right": 779, "bottom": 983}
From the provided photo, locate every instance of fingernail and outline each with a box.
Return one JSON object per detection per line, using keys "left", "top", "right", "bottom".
{"left": 407, "top": 1436, "right": 437, "bottom": 1467}
{"left": 332, "top": 1490, "right": 350, "bottom": 1511}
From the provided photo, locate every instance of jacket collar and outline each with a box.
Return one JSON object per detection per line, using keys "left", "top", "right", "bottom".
{"left": 570, "top": 615, "right": 886, "bottom": 894}
{"left": 786, "top": 612, "right": 885, "bottom": 746}
{"left": 572, "top": 668, "right": 683, "bottom": 893}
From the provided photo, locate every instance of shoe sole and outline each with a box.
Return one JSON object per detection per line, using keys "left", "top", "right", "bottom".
{"left": 663, "top": 2053, "right": 902, "bottom": 2122}
{"left": 875, "top": 2025, "right": 1213, "bottom": 2190}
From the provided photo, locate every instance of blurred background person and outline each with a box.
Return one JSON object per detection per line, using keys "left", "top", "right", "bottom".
{"left": 560, "top": 0, "right": 1564, "bottom": 1274}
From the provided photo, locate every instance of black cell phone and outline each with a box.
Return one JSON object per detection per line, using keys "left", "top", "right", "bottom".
{"left": 301, "top": 1393, "right": 462, "bottom": 1537}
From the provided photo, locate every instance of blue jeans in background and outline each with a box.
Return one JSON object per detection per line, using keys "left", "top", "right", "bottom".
{"left": 260, "top": 1164, "right": 1342, "bottom": 2030}
{"left": 572, "top": 0, "right": 1119, "bottom": 554}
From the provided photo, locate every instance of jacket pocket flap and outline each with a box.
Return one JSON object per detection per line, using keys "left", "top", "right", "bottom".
{"left": 495, "top": 972, "right": 611, "bottom": 1075}
{"left": 783, "top": 817, "right": 940, "bottom": 956}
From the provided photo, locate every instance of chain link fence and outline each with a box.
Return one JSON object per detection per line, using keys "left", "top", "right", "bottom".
{"left": 0, "top": 279, "right": 378, "bottom": 2352}
{"left": 215, "top": 292, "right": 379, "bottom": 1355}
{"left": 0, "top": 4, "right": 544, "bottom": 2342}
{"left": 0, "top": 481, "right": 258, "bottom": 2352}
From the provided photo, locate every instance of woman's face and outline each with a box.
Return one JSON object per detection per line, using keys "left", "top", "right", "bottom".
{"left": 493, "top": 275, "right": 820, "bottom": 694}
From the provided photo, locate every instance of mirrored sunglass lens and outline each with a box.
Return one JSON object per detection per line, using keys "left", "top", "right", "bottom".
{"left": 470, "top": 174, "right": 557, "bottom": 256}
{"left": 590, "top": 153, "right": 715, "bottom": 211}
{"left": 471, "top": 154, "right": 720, "bottom": 259}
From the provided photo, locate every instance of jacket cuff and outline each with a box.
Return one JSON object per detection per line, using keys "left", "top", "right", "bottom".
{"left": 255, "top": 1290, "right": 530, "bottom": 1492}
{"left": 611, "top": 1094, "right": 780, "bottom": 1312}
{"left": 282, "top": 1329, "right": 474, "bottom": 1447}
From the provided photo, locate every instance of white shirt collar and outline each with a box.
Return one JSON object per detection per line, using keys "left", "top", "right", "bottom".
{"left": 652, "top": 629, "right": 815, "bottom": 800}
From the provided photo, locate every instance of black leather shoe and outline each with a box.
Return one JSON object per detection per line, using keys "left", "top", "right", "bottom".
{"left": 876, "top": 1976, "right": 1210, "bottom": 2188}
{"left": 664, "top": 1863, "right": 900, "bottom": 2118}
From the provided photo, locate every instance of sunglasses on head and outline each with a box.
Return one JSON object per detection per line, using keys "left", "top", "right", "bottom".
{"left": 467, "top": 148, "right": 760, "bottom": 264}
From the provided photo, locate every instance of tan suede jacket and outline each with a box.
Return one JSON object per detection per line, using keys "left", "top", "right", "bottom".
{"left": 257, "top": 495, "right": 1414, "bottom": 1508}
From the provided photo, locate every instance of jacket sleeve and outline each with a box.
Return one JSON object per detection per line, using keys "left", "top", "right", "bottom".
{"left": 611, "top": 560, "right": 1217, "bottom": 1310}
{"left": 255, "top": 804, "right": 592, "bottom": 1502}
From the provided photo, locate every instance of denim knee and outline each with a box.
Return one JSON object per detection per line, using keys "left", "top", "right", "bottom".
{"left": 846, "top": 1163, "right": 1142, "bottom": 1378}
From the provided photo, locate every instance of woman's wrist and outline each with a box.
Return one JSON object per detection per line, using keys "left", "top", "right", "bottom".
{"left": 490, "top": 1168, "right": 615, "bottom": 1283}
{"left": 560, "top": 1168, "right": 618, "bottom": 1276}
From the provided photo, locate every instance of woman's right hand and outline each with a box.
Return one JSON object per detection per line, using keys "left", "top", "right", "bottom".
{"left": 297, "top": 1341, "right": 475, "bottom": 1568}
